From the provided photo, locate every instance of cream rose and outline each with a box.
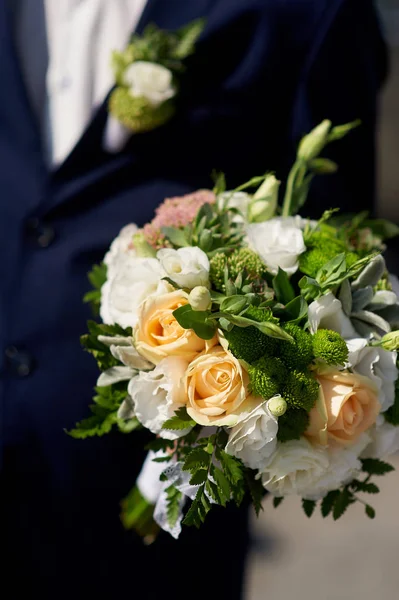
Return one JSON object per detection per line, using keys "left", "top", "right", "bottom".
{"left": 306, "top": 368, "right": 381, "bottom": 446}
{"left": 124, "top": 61, "right": 176, "bottom": 106}
{"left": 185, "top": 345, "right": 250, "bottom": 426}
{"left": 134, "top": 290, "right": 206, "bottom": 365}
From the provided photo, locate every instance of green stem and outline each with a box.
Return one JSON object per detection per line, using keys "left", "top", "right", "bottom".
{"left": 282, "top": 161, "right": 301, "bottom": 217}
{"left": 120, "top": 485, "right": 160, "bottom": 544}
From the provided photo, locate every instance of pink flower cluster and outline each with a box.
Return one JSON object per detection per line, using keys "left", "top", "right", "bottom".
{"left": 143, "top": 189, "right": 216, "bottom": 249}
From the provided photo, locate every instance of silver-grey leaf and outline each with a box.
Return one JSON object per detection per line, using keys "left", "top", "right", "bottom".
{"left": 97, "top": 366, "right": 136, "bottom": 387}
{"left": 352, "top": 286, "right": 374, "bottom": 312}
{"left": 339, "top": 279, "right": 352, "bottom": 315}
{"left": 117, "top": 395, "right": 136, "bottom": 420}
{"left": 367, "top": 290, "right": 399, "bottom": 312}
{"left": 351, "top": 310, "right": 391, "bottom": 334}
{"left": 351, "top": 318, "right": 374, "bottom": 338}
{"left": 351, "top": 255, "right": 386, "bottom": 290}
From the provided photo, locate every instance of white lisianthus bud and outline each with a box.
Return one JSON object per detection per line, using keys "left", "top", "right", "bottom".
{"left": 298, "top": 120, "right": 331, "bottom": 161}
{"left": 248, "top": 175, "right": 280, "bottom": 223}
{"left": 268, "top": 395, "right": 287, "bottom": 417}
{"left": 188, "top": 286, "right": 212, "bottom": 311}
{"left": 379, "top": 331, "right": 399, "bottom": 351}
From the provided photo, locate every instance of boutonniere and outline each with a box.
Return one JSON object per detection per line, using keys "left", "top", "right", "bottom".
{"left": 109, "top": 19, "right": 205, "bottom": 134}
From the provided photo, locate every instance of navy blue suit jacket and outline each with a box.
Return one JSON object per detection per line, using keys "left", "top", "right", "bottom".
{"left": 0, "top": 1, "right": 386, "bottom": 598}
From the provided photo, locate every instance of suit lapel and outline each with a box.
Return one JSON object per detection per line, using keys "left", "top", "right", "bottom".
{"left": 50, "top": 0, "right": 212, "bottom": 202}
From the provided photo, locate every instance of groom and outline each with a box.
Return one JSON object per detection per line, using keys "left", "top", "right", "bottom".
{"left": 0, "top": 0, "right": 387, "bottom": 598}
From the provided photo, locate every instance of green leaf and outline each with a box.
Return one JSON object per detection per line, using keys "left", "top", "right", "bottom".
{"left": 220, "top": 295, "right": 249, "bottom": 315}
{"left": 321, "top": 490, "right": 340, "bottom": 518}
{"left": 273, "top": 268, "right": 295, "bottom": 304}
{"left": 273, "top": 496, "right": 284, "bottom": 509}
{"left": 213, "top": 312, "right": 293, "bottom": 342}
{"left": 67, "top": 409, "right": 117, "bottom": 439}
{"left": 352, "top": 481, "right": 380, "bottom": 494}
{"left": 333, "top": 488, "right": 352, "bottom": 520}
{"left": 182, "top": 448, "right": 211, "bottom": 472}
{"left": 282, "top": 296, "right": 308, "bottom": 323}
{"left": 365, "top": 504, "right": 376, "bottom": 519}
{"left": 299, "top": 275, "right": 321, "bottom": 300}
{"left": 81, "top": 320, "right": 132, "bottom": 371}
{"left": 162, "top": 407, "right": 196, "bottom": 431}
{"left": 190, "top": 469, "right": 208, "bottom": 485}
{"left": 361, "top": 458, "right": 395, "bottom": 476}
{"left": 165, "top": 485, "right": 183, "bottom": 529}
{"left": 173, "top": 18, "right": 205, "bottom": 60}
{"left": 218, "top": 449, "right": 244, "bottom": 486}
{"left": 327, "top": 119, "right": 361, "bottom": 142}
{"left": 245, "top": 470, "right": 264, "bottom": 516}
{"left": 309, "top": 158, "right": 338, "bottom": 174}
{"left": 302, "top": 499, "right": 316, "bottom": 517}
{"left": 316, "top": 252, "right": 347, "bottom": 286}
{"left": 161, "top": 226, "right": 189, "bottom": 247}
{"left": 206, "top": 479, "right": 225, "bottom": 506}
{"left": 182, "top": 485, "right": 210, "bottom": 528}
{"left": 145, "top": 438, "right": 176, "bottom": 453}
{"left": 212, "top": 171, "right": 226, "bottom": 195}
{"left": 234, "top": 174, "right": 269, "bottom": 193}
{"left": 173, "top": 305, "right": 216, "bottom": 340}
{"left": 211, "top": 466, "right": 231, "bottom": 502}
{"left": 87, "top": 262, "right": 107, "bottom": 291}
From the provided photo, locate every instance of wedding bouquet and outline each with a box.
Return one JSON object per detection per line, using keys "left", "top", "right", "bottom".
{"left": 72, "top": 120, "right": 399, "bottom": 540}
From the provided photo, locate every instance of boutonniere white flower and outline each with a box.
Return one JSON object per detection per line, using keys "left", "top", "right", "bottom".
{"left": 109, "top": 20, "right": 205, "bottom": 134}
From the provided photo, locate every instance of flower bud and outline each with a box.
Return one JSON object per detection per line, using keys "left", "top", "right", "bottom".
{"left": 132, "top": 231, "right": 157, "bottom": 258}
{"left": 189, "top": 286, "right": 212, "bottom": 311}
{"left": 248, "top": 175, "right": 280, "bottom": 223}
{"left": 268, "top": 395, "right": 288, "bottom": 418}
{"left": 298, "top": 120, "right": 331, "bottom": 161}
{"left": 379, "top": 331, "right": 399, "bottom": 351}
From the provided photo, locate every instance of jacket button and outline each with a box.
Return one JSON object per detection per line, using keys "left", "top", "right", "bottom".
{"left": 25, "top": 218, "right": 55, "bottom": 248}
{"left": 4, "top": 346, "right": 35, "bottom": 377}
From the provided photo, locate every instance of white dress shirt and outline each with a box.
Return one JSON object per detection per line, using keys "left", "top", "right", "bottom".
{"left": 13, "top": 0, "right": 148, "bottom": 165}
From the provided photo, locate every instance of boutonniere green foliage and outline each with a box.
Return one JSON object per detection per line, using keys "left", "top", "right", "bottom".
{"left": 109, "top": 19, "right": 205, "bottom": 133}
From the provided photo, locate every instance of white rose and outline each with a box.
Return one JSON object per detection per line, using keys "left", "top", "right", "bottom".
{"left": 217, "top": 191, "right": 251, "bottom": 223}
{"left": 308, "top": 292, "right": 357, "bottom": 338}
{"left": 362, "top": 416, "right": 399, "bottom": 459}
{"left": 157, "top": 247, "right": 210, "bottom": 289}
{"left": 100, "top": 257, "right": 170, "bottom": 329}
{"left": 124, "top": 61, "right": 175, "bottom": 107}
{"left": 225, "top": 398, "right": 278, "bottom": 471}
{"left": 128, "top": 357, "right": 190, "bottom": 440}
{"left": 103, "top": 224, "right": 138, "bottom": 278}
{"left": 246, "top": 217, "right": 306, "bottom": 275}
{"left": 261, "top": 435, "right": 369, "bottom": 499}
{"left": 347, "top": 338, "right": 397, "bottom": 412}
